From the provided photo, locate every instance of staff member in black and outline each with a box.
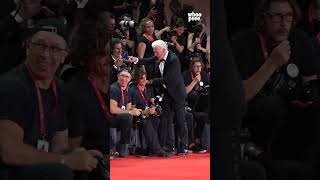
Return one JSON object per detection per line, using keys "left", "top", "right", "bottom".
{"left": 128, "top": 39, "right": 188, "bottom": 155}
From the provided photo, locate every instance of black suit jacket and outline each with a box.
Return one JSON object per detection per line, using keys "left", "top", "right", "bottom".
{"left": 137, "top": 52, "right": 187, "bottom": 105}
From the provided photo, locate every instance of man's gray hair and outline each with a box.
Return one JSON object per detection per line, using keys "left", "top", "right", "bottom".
{"left": 151, "top": 39, "right": 168, "bottom": 51}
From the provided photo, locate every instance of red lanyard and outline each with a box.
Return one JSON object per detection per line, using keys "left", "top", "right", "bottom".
{"left": 36, "top": 81, "right": 57, "bottom": 138}
{"left": 88, "top": 77, "right": 109, "bottom": 124}
{"left": 258, "top": 33, "right": 269, "bottom": 60}
{"left": 25, "top": 64, "right": 57, "bottom": 138}
{"left": 118, "top": 84, "right": 126, "bottom": 107}
{"left": 138, "top": 86, "right": 147, "bottom": 105}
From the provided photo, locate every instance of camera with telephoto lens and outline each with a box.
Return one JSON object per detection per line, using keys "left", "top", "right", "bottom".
{"left": 267, "top": 63, "right": 300, "bottom": 99}
{"left": 136, "top": 95, "right": 163, "bottom": 122}
{"left": 198, "top": 83, "right": 209, "bottom": 94}
{"left": 151, "top": 95, "right": 163, "bottom": 116}
{"left": 194, "top": 81, "right": 209, "bottom": 94}
{"left": 119, "top": 20, "right": 137, "bottom": 28}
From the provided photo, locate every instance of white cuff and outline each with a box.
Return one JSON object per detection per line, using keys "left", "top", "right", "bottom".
{"left": 134, "top": 58, "right": 139, "bottom": 64}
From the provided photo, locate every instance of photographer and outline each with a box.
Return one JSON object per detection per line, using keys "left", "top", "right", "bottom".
{"left": 231, "top": 0, "right": 320, "bottom": 177}
{"left": 183, "top": 56, "right": 209, "bottom": 153}
{"left": 109, "top": 68, "right": 142, "bottom": 158}
{"left": 111, "top": 38, "right": 129, "bottom": 84}
{"left": 167, "top": 18, "right": 187, "bottom": 72}
{"left": 187, "top": 22, "right": 209, "bottom": 64}
{"left": 116, "top": 13, "right": 136, "bottom": 55}
{"left": 139, "top": 0, "right": 169, "bottom": 30}
{"left": 130, "top": 67, "right": 171, "bottom": 157}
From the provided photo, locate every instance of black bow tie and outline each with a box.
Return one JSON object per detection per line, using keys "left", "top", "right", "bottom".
{"left": 159, "top": 59, "right": 165, "bottom": 62}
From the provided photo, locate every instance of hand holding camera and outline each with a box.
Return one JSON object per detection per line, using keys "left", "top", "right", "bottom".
{"left": 64, "top": 148, "right": 103, "bottom": 172}
{"left": 130, "top": 108, "right": 142, "bottom": 116}
{"left": 115, "top": 58, "right": 124, "bottom": 68}
{"left": 269, "top": 40, "right": 291, "bottom": 69}
{"left": 128, "top": 56, "right": 138, "bottom": 63}
{"left": 163, "top": 26, "right": 171, "bottom": 32}
{"left": 147, "top": 106, "right": 157, "bottom": 115}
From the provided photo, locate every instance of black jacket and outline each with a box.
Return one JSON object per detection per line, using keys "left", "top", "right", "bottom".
{"left": 137, "top": 51, "right": 187, "bottom": 105}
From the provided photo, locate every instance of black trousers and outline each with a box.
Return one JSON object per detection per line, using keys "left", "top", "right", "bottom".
{"left": 245, "top": 95, "right": 320, "bottom": 178}
{"left": 158, "top": 97, "right": 188, "bottom": 150}
{"left": 193, "top": 112, "right": 208, "bottom": 142}
{"left": 110, "top": 114, "right": 133, "bottom": 146}
{"left": 244, "top": 95, "right": 288, "bottom": 151}
{"left": 142, "top": 116, "right": 161, "bottom": 151}
{"left": 261, "top": 160, "right": 316, "bottom": 180}
{"left": 238, "top": 160, "right": 267, "bottom": 180}
{"left": 1, "top": 163, "right": 73, "bottom": 180}
{"left": 185, "top": 111, "right": 194, "bottom": 145}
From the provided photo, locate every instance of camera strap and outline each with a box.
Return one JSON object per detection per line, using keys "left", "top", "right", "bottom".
{"left": 118, "top": 84, "right": 127, "bottom": 108}
{"left": 88, "top": 76, "right": 110, "bottom": 124}
{"left": 138, "top": 86, "right": 148, "bottom": 106}
{"left": 25, "top": 64, "right": 57, "bottom": 139}
{"left": 258, "top": 33, "right": 269, "bottom": 60}
{"left": 191, "top": 71, "right": 195, "bottom": 81}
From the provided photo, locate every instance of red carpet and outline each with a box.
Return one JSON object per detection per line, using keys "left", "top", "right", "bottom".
{"left": 110, "top": 153, "right": 210, "bottom": 180}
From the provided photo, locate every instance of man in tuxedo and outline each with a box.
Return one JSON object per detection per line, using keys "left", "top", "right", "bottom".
{"left": 128, "top": 39, "right": 188, "bottom": 155}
